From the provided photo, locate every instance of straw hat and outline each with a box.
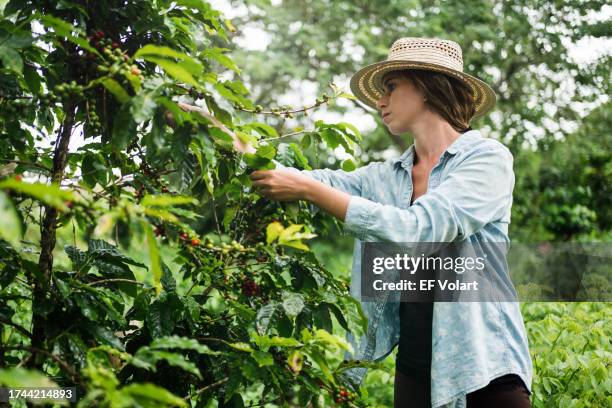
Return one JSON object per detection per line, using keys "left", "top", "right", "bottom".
{"left": 349, "top": 37, "right": 496, "bottom": 121}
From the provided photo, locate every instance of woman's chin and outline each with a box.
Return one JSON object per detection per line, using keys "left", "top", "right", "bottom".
{"left": 386, "top": 124, "right": 404, "bottom": 135}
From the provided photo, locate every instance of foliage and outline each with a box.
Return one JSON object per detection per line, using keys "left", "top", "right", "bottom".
{"left": 522, "top": 302, "right": 611, "bottom": 408}
{"left": 0, "top": 0, "right": 373, "bottom": 406}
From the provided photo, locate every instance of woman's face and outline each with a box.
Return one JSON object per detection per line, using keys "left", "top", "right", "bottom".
{"left": 376, "top": 71, "right": 428, "bottom": 135}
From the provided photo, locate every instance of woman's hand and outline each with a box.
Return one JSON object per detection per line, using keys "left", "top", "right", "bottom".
{"left": 249, "top": 169, "right": 312, "bottom": 201}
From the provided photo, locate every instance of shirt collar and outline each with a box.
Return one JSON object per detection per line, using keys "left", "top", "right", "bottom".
{"left": 393, "top": 129, "right": 482, "bottom": 169}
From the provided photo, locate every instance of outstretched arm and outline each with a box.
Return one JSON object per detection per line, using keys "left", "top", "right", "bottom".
{"left": 250, "top": 169, "right": 351, "bottom": 221}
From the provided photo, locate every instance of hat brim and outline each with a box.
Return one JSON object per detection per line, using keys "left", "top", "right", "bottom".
{"left": 349, "top": 60, "right": 497, "bottom": 121}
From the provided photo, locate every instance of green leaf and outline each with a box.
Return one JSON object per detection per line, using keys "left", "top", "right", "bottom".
{"left": 135, "top": 44, "right": 202, "bottom": 76}
{"left": 141, "top": 194, "right": 197, "bottom": 207}
{"left": 266, "top": 221, "right": 284, "bottom": 244}
{"left": 0, "top": 178, "right": 75, "bottom": 210}
{"left": 228, "top": 342, "right": 254, "bottom": 352}
{"left": 40, "top": 15, "right": 98, "bottom": 55}
{"left": 0, "top": 45, "right": 23, "bottom": 73}
{"left": 252, "top": 351, "right": 274, "bottom": 367}
{"left": 341, "top": 159, "right": 356, "bottom": 172}
{"left": 112, "top": 103, "right": 137, "bottom": 150}
{"left": 81, "top": 153, "right": 108, "bottom": 188}
{"left": 313, "top": 329, "right": 353, "bottom": 353}
{"left": 282, "top": 291, "right": 305, "bottom": 318}
{"left": 100, "top": 78, "right": 130, "bottom": 103}
{"left": 149, "top": 336, "right": 221, "bottom": 355}
{"left": 338, "top": 92, "right": 357, "bottom": 100}
{"left": 120, "top": 383, "right": 187, "bottom": 407}
{"left": 255, "top": 144, "right": 276, "bottom": 159}
{"left": 256, "top": 302, "right": 278, "bottom": 335}
{"left": 87, "top": 239, "right": 147, "bottom": 268}
{"left": 146, "top": 292, "right": 183, "bottom": 337}
{"left": 0, "top": 368, "right": 59, "bottom": 388}
{"left": 202, "top": 47, "right": 241, "bottom": 73}
{"left": 144, "top": 222, "right": 162, "bottom": 294}
{"left": 252, "top": 334, "right": 302, "bottom": 351}
{"left": 327, "top": 303, "right": 350, "bottom": 332}
{"left": 131, "top": 87, "right": 161, "bottom": 123}
{"left": 141, "top": 56, "right": 199, "bottom": 87}
{"left": 247, "top": 122, "right": 278, "bottom": 138}
{"left": 287, "top": 350, "right": 304, "bottom": 374}
{"left": 305, "top": 349, "right": 335, "bottom": 384}
{"left": 0, "top": 191, "right": 22, "bottom": 248}
{"left": 133, "top": 349, "right": 202, "bottom": 379}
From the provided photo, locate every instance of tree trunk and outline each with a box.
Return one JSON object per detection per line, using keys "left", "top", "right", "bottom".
{"left": 30, "top": 102, "right": 76, "bottom": 368}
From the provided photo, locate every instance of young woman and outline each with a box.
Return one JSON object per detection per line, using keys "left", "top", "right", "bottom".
{"left": 243, "top": 38, "right": 533, "bottom": 408}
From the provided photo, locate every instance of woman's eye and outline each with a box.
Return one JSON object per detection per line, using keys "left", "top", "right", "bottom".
{"left": 385, "top": 83, "right": 396, "bottom": 93}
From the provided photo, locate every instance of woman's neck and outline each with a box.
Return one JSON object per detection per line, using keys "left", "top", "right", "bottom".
{"left": 410, "top": 120, "right": 462, "bottom": 166}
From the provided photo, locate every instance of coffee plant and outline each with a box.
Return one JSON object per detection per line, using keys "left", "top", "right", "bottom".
{"left": 0, "top": 1, "right": 379, "bottom": 406}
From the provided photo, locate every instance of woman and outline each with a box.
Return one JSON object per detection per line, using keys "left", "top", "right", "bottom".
{"left": 245, "top": 38, "right": 533, "bottom": 407}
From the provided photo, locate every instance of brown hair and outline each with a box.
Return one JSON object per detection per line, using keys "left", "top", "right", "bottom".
{"left": 386, "top": 69, "right": 476, "bottom": 133}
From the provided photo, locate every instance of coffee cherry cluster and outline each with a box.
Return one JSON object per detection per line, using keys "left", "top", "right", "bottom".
{"left": 37, "top": 81, "right": 86, "bottom": 107}
{"left": 333, "top": 386, "right": 356, "bottom": 405}
{"left": 178, "top": 232, "right": 203, "bottom": 247}
{"left": 241, "top": 277, "right": 260, "bottom": 297}
{"left": 133, "top": 184, "right": 146, "bottom": 201}
{"left": 0, "top": 98, "right": 30, "bottom": 115}
{"left": 86, "top": 102, "right": 103, "bottom": 135}
{"left": 154, "top": 224, "right": 165, "bottom": 237}
{"left": 88, "top": 30, "right": 143, "bottom": 81}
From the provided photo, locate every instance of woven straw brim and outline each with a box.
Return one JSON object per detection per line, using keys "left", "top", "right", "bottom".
{"left": 349, "top": 60, "right": 497, "bottom": 121}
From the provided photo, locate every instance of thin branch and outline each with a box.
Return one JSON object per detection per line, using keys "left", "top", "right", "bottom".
{"left": 264, "top": 129, "right": 308, "bottom": 141}
{"left": 185, "top": 376, "right": 229, "bottom": 400}
{"left": 0, "top": 316, "right": 32, "bottom": 339}
{"left": 87, "top": 278, "right": 144, "bottom": 287}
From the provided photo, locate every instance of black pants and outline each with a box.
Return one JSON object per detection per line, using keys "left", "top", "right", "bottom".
{"left": 393, "top": 369, "right": 532, "bottom": 408}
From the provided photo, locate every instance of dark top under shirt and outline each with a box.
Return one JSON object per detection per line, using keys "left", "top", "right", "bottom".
{"left": 396, "top": 300, "right": 434, "bottom": 377}
{"left": 395, "top": 197, "right": 434, "bottom": 378}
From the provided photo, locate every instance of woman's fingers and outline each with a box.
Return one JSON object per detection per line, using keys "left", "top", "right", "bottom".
{"left": 249, "top": 170, "right": 272, "bottom": 180}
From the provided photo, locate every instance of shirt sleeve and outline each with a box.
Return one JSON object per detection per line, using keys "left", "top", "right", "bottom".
{"left": 343, "top": 146, "right": 515, "bottom": 243}
{"left": 272, "top": 159, "right": 376, "bottom": 197}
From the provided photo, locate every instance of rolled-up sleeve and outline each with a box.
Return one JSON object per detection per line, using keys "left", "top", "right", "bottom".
{"left": 273, "top": 159, "right": 377, "bottom": 197}
{"left": 343, "top": 147, "right": 514, "bottom": 242}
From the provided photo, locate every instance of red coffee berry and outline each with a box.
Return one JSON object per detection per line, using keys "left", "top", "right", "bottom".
{"left": 14, "top": 174, "right": 22, "bottom": 182}
{"left": 190, "top": 238, "right": 200, "bottom": 246}
{"left": 179, "top": 232, "right": 188, "bottom": 240}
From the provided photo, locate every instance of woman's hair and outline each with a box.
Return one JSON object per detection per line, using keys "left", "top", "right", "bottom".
{"left": 393, "top": 69, "right": 476, "bottom": 133}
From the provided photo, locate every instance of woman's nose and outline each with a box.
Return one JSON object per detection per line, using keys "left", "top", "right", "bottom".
{"left": 376, "top": 95, "right": 388, "bottom": 112}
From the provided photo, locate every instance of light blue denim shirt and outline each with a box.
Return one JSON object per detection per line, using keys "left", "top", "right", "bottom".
{"left": 275, "top": 129, "right": 533, "bottom": 407}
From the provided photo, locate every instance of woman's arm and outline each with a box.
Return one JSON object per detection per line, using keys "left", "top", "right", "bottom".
{"left": 253, "top": 145, "right": 514, "bottom": 244}
{"left": 250, "top": 169, "right": 351, "bottom": 220}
